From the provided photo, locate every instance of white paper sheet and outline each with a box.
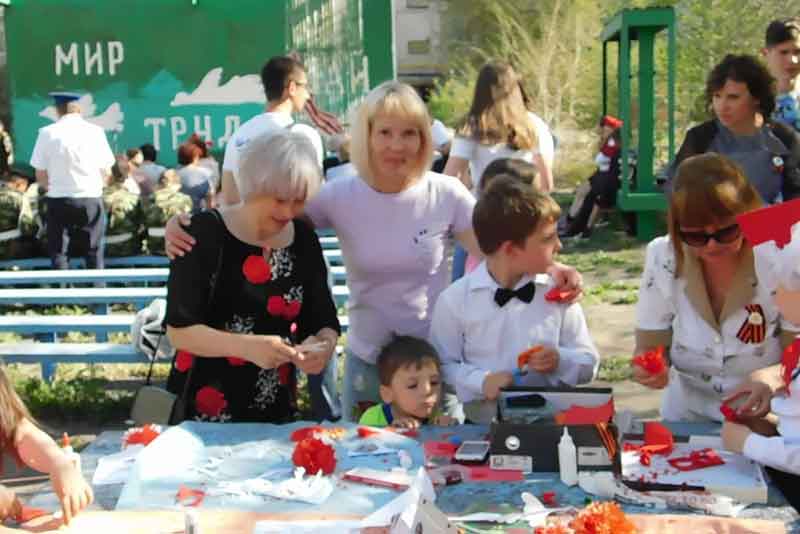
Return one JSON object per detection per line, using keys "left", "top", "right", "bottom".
{"left": 91, "top": 445, "right": 144, "bottom": 485}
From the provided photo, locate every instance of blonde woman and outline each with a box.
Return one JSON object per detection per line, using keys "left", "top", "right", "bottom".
{"left": 443, "top": 61, "right": 554, "bottom": 194}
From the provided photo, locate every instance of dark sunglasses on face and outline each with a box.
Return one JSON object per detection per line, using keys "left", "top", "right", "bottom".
{"left": 679, "top": 223, "right": 741, "bottom": 247}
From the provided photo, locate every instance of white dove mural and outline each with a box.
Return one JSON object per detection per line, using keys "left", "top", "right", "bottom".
{"left": 171, "top": 67, "right": 265, "bottom": 106}
{"left": 38, "top": 93, "right": 125, "bottom": 132}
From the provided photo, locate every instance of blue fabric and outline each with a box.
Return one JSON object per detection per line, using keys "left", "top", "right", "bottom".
{"left": 451, "top": 243, "right": 468, "bottom": 281}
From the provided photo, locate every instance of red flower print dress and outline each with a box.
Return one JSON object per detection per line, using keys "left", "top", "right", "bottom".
{"left": 165, "top": 211, "right": 340, "bottom": 423}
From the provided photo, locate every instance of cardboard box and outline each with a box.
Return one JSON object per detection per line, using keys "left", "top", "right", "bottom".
{"left": 489, "top": 386, "right": 618, "bottom": 473}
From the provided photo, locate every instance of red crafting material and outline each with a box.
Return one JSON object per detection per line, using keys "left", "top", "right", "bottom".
{"left": 176, "top": 485, "right": 205, "bottom": 507}
{"left": 736, "top": 198, "right": 800, "bottom": 249}
{"left": 291, "top": 426, "right": 324, "bottom": 442}
{"left": 554, "top": 398, "right": 614, "bottom": 425}
{"left": 719, "top": 403, "right": 742, "bottom": 423}
{"left": 668, "top": 448, "right": 725, "bottom": 471}
{"left": 424, "top": 441, "right": 458, "bottom": 459}
{"left": 292, "top": 437, "right": 337, "bottom": 475}
{"left": 632, "top": 346, "right": 666, "bottom": 375}
{"left": 357, "top": 427, "right": 379, "bottom": 438}
{"left": 123, "top": 424, "right": 161, "bottom": 447}
{"left": 643, "top": 421, "right": 674, "bottom": 455}
{"left": 465, "top": 465, "right": 524, "bottom": 482}
{"left": 541, "top": 491, "right": 557, "bottom": 506}
{"left": 782, "top": 339, "right": 800, "bottom": 395}
{"left": 639, "top": 451, "right": 652, "bottom": 466}
{"left": 14, "top": 506, "right": 49, "bottom": 524}
{"left": 517, "top": 345, "right": 544, "bottom": 371}
{"left": 545, "top": 287, "right": 572, "bottom": 303}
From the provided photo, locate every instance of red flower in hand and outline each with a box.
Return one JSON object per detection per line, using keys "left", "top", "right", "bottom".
{"left": 242, "top": 255, "right": 271, "bottom": 284}
{"left": 632, "top": 346, "right": 667, "bottom": 375}
{"left": 175, "top": 350, "right": 194, "bottom": 372}
{"left": 226, "top": 357, "right": 248, "bottom": 366}
{"left": 195, "top": 386, "right": 228, "bottom": 417}
{"left": 292, "top": 437, "right": 337, "bottom": 475}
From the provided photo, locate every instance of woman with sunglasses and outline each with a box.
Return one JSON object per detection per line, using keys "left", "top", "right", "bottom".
{"left": 632, "top": 153, "right": 800, "bottom": 422}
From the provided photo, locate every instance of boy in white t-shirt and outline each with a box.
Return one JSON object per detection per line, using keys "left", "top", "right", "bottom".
{"left": 430, "top": 177, "right": 599, "bottom": 423}
{"left": 722, "top": 216, "right": 800, "bottom": 509}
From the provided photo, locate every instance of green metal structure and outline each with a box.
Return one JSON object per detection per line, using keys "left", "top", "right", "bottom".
{"left": 601, "top": 7, "right": 676, "bottom": 241}
{"left": 5, "top": 0, "right": 394, "bottom": 167}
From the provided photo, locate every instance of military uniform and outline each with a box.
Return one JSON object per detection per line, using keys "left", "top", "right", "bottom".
{"left": 142, "top": 184, "right": 193, "bottom": 255}
{"left": 0, "top": 185, "right": 24, "bottom": 258}
{"left": 102, "top": 184, "right": 144, "bottom": 257}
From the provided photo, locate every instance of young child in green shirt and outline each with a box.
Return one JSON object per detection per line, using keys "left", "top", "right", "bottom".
{"left": 359, "top": 335, "right": 454, "bottom": 429}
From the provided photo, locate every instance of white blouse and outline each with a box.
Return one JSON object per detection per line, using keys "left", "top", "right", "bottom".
{"left": 635, "top": 236, "right": 800, "bottom": 422}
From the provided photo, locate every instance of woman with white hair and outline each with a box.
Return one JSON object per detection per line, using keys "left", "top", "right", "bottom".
{"left": 164, "top": 129, "right": 340, "bottom": 423}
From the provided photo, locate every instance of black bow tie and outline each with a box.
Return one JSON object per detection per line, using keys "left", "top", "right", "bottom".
{"left": 494, "top": 281, "right": 536, "bottom": 307}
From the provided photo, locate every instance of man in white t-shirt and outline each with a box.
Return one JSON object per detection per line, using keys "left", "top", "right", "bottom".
{"left": 220, "top": 56, "right": 324, "bottom": 206}
{"left": 30, "top": 92, "right": 115, "bottom": 269}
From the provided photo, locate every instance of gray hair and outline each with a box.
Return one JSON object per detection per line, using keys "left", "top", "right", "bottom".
{"left": 235, "top": 129, "right": 322, "bottom": 201}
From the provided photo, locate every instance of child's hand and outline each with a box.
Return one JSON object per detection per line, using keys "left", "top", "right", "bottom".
{"left": 434, "top": 414, "right": 456, "bottom": 426}
{"left": 721, "top": 421, "right": 752, "bottom": 454}
{"left": 483, "top": 372, "right": 514, "bottom": 401}
{"left": 391, "top": 417, "right": 421, "bottom": 430}
{"left": 631, "top": 362, "right": 669, "bottom": 389}
{"left": 528, "top": 346, "right": 559, "bottom": 374}
{"left": 50, "top": 458, "right": 93, "bottom": 525}
{"left": 0, "top": 485, "right": 21, "bottom": 521}
{"left": 547, "top": 263, "right": 583, "bottom": 303}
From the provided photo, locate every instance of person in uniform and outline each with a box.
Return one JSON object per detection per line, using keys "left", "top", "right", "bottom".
{"left": 30, "top": 92, "right": 114, "bottom": 269}
{"left": 142, "top": 169, "right": 192, "bottom": 255}
{"left": 102, "top": 158, "right": 145, "bottom": 257}
{"left": 0, "top": 174, "right": 28, "bottom": 258}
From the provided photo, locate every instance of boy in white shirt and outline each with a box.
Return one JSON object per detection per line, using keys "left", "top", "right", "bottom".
{"left": 722, "top": 219, "right": 800, "bottom": 509}
{"left": 430, "top": 177, "right": 599, "bottom": 423}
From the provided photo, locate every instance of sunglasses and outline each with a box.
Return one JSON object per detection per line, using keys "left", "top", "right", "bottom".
{"left": 679, "top": 223, "right": 741, "bottom": 247}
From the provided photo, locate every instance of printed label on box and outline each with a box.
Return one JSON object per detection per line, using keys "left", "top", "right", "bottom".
{"left": 578, "top": 446, "right": 611, "bottom": 467}
{"left": 490, "top": 454, "right": 532, "bottom": 473}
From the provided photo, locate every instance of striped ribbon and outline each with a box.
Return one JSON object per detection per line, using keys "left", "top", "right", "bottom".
{"left": 736, "top": 304, "right": 766, "bottom": 344}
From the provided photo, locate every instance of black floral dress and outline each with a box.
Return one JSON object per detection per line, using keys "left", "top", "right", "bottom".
{"left": 165, "top": 210, "right": 340, "bottom": 423}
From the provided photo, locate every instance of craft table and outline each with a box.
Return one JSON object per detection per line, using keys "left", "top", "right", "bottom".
{"left": 14, "top": 422, "right": 800, "bottom": 533}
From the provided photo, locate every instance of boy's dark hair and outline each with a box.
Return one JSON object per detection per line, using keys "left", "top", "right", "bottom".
{"left": 473, "top": 176, "right": 561, "bottom": 255}
{"left": 705, "top": 54, "right": 775, "bottom": 118}
{"left": 480, "top": 157, "right": 538, "bottom": 193}
{"left": 261, "top": 56, "right": 305, "bottom": 102}
{"left": 766, "top": 18, "right": 800, "bottom": 47}
{"left": 140, "top": 143, "right": 157, "bottom": 162}
{"left": 376, "top": 335, "right": 441, "bottom": 386}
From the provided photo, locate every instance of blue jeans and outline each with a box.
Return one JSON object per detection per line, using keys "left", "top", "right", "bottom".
{"left": 451, "top": 243, "right": 468, "bottom": 282}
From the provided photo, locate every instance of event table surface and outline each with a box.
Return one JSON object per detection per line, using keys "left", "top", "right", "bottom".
{"left": 17, "top": 421, "right": 800, "bottom": 533}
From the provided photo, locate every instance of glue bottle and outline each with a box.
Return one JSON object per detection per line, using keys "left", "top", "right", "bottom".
{"left": 60, "top": 433, "right": 81, "bottom": 472}
{"left": 558, "top": 427, "right": 578, "bottom": 487}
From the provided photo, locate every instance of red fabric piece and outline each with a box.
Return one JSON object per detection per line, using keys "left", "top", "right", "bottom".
{"left": 292, "top": 437, "right": 337, "bottom": 475}
{"left": 465, "top": 466, "right": 523, "bottom": 482}
{"left": 736, "top": 198, "right": 800, "bottom": 249}
{"left": 195, "top": 386, "right": 228, "bottom": 417}
{"left": 175, "top": 350, "right": 194, "bottom": 372}
{"left": 357, "top": 427, "right": 379, "bottom": 438}
{"left": 226, "top": 357, "right": 248, "bottom": 366}
{"left": 14, "top": 506, "right": 49, "bottom": 524}
{"left": 554, "top": 398, "right": 614, "bottom": 425}
{"left": 517, "top": 345, "right": 543, "bottom": 371}
{"left": 720, "top": 403, "right": 742, "bottom": 423}
{"left": 124, "top": 424, "right": 161, "bottom": 447}
{"left": 423, "top": 441, "right": 458, "bottom": 458}
{"left": 545, "top": 287, "right": 571, "bottom": 303}
{"left": 632, "top": 346, "right": 667, "bottom": 375}
{"left": 542, "top": 491, "right": 557, "bottom": 506}
{"left": 175, "top": 485, "right": 205, "bottom": 507}
{"left": 242, "top": 255, "right": 271, "bottom": 284}
{"left": 668, "top": 448, "right": 725, "bottom": 471}
{"left": 782, "top": 339, "right": 800, "bottom": 395}
{"left": 600, "top": 137, "right": 620, "bottom": 158}
{"left": 643, "top": 422, "right": 674, "bottom": 455}
{"left": 639, "top": 451, "right": 652, "bottom": 466}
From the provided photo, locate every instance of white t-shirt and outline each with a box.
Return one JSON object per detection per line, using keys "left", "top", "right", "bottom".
{"left": 30, "top": 114, "right": 115, "bottom": 198}
{"left": 450, "top": 112, "right": 554, "bottom": 194}
{"left": 222, "top": 111, "right": 324, "bottom": 181}
{"left": 304, "top": 171, "right": 475, "bottom": 363}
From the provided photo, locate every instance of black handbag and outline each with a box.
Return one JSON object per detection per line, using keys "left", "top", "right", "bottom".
{"left": 130, "top": 210, "right": 226, "bottom": 425}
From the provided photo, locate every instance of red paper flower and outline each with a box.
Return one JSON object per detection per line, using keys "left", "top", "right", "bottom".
{"left": 643, "top": 421, "right": 674, "bottom": 454}
{"left": 292, "top": 437, "right": 337, "bottom": 475}
{"left": 639, "top": 451, "right": 652, "bottom": 466}
{"left": 123, "top": 424, "right": 162, "bottom": 448}
{"left": 720, "top": 403, "right": 742, "bottom": 423}
{"left": 632, "top": 345, "right": 667, "bottom": 375}
{"left": 267, "top": 295, "right": 302, "bottom": 320}
{"left": 175, "top": 350, "right": 194, "bottom": 372}
{"left": 541, "top": 491, "right": 557, "bottom": 506}
{"left": 242, "top": 255, "right": 271, "bottom": 284}
{"left": 545, "top": 287, "right": 572, "bottom": 303}
{"left": 291, "top": 426, "right": 324, "bottom": 442}
{"left": 569, "top": 501, "right": 636, "bottom": 534}
{"left": 195, "top": 386, "right": 228, "bottom": 417}
{"left": 226, "top": 356, "right": 248, "bottom": 366}
{"left": 535, "top": 525, "right": 571, "bottom": 534}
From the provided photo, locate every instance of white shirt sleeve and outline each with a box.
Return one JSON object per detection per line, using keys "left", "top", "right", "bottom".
{"left": 430, "top": 287, "right": 489, "bottom": 403}
{"left": 552, "top": 303, "right": 600, "bottom": 385}
{"left": 430, "top": 120, "right": 452, "bottom": 149}
{"left": 222, "top": 134, "right": 238, "bottom": 174}
{"left": 635, "top": 237, "right": 676, "bottom": 331}
{"left": 448, "top": 179, "right": 477, "bottom": 234}
{"left": 743, "top": 433, "right": 800, "bottom": 475}
{"left": 529, "top": 112, "right": 554, "bottom": 169}
{"left": 449, "top": 136, "right": 477, "bottom": 161}
{"left": 96, "top": 129, "right": 115, "bottom": 170}
{"left": 29, "top": 130, "right": 49, "bottom": 170}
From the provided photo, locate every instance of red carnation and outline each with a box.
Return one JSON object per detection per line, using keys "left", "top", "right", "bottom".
{"left": 291, "top": 426, "right": 323, "bottom": 442}
{"left": 195, "top": 386, "right": 228, "bottom": 417}
{"left": 292, "top": 437, "right": 337, "bottom": 475}
{"left": 175, "top": 350, "right": 194, "bottom": 372}
{"left": 242, "top": 255, "right": 271, "bottom": 284}
{"left": 226, "top": 357, "right": 248, "bottom": 366}
{"left": 632, "top": 346, "right": 667, "bottom": 375}
{"left": 267, "top": 295, "right": 287, "bottom": 317}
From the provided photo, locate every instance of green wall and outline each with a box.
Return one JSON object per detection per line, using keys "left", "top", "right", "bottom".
{"left": 7, "top": 0, "right": 393, "bottom": 166}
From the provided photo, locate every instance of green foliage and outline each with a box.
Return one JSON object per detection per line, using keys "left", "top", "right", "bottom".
{"left": 597, "top": 355, "right": 633, "bottom": 382}
{"left": 16, "top": 374, "right": 134, "bottom": 423}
